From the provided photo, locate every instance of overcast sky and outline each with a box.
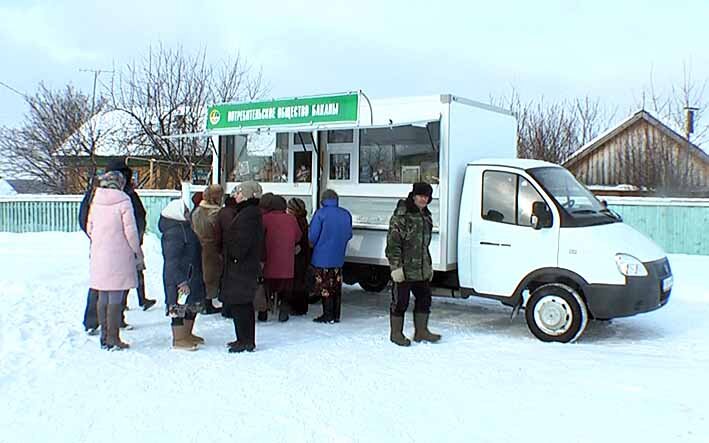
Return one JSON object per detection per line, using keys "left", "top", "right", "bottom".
{"left": 1, "top": 0, "right": 708, "bottom": 128}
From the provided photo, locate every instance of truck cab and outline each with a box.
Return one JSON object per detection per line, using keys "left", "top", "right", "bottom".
{"left": 457, "top": 159, "right": 673, "bottom": 342}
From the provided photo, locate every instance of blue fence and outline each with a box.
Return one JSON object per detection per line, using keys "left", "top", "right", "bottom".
{"left": 1, "top": 193, "right": 708, "bottom": 255}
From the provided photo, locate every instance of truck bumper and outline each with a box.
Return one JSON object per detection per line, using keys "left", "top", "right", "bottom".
{"left": 583, "top": 257, "right": 673, "bottom": 320}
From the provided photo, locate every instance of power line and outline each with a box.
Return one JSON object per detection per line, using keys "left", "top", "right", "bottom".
{"left": 0, "top": 80, "right": 27, "bottom": 99}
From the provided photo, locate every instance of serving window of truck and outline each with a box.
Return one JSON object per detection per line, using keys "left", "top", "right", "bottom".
{"left": 206, "top": 92, "right": 443, "bottom": 230}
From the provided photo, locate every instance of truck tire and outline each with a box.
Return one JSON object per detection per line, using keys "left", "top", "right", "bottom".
{"left": 358, "top": 266, "right": 390, "bottom": 293}
{"left": 525, "top": 283, "right": 588, "bottom": 343}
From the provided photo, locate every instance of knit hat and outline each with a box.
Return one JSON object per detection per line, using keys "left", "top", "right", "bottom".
{"left": 233, "top": 181, "right": 262, "bottom": 199}
{"left": 98, "top": 171, "right": 126, "bottom": 190}
{"left": 287, "top": 198, "right": 307, "bottom": 218}
{"left": 412, "top": 182, "right": 433, "bottom": 200}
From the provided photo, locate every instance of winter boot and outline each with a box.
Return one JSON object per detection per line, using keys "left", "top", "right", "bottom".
{"left": 257, "top": 310, "right": 268, "bottom": 322}
{"left": 97, "top": 301, "right": 110, "bottom": 349}
{"left": 142, "top": 298, "right": 157, "bottom": 311}
{"left": 106, "top": 304, "right": 130, "bottom": 350}
{"left": 203, "top": 299, "right": 221, "bottom": 315}
{"left": 172, "top": 323, "right": 199, "bottom": 351}
{"left": 183, "top": 318, "right": 205, "bottom": 345}
{"left": 278, "top": 300, "right": 290, "bottom": 322}
{"left": 333, "top": 291, "right": 342, "bottom": 323}
{"left": 228, "top": 308, "right": 255, "bottom": 353}
{"left": 389, "top": 314, "right": 411, "bottom": 347}
{"left": 313, "top": 296, "right": 335, "bottom": 323}
{"left": 413, "top": 312, "right": 441, "bottom": 343}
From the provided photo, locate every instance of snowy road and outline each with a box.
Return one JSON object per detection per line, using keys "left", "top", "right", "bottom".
{"left": 1, "top": 232, "right": 708, "bottom": 442}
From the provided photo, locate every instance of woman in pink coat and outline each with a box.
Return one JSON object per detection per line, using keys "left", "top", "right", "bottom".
{"left": 87, "top": 171, "right": 144, "bottom": 350}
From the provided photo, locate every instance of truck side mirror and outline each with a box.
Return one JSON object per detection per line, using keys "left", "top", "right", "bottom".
{"left": 531, "top": 201, "right": 552, "bottom": 230}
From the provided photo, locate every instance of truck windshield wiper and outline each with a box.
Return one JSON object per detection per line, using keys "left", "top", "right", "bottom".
{"left": 599, "top": 208, "right": 622, "bottom": 221}
{"left": 571, "top": 209, "right": 597, "bottom": 214}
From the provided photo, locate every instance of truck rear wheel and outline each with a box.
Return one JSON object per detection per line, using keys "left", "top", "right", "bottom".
{"left": 358, "top": 266, "right": 390, "bottom": 293}
{"left": 525, "top": 283, "right": 588, "bottom": 343}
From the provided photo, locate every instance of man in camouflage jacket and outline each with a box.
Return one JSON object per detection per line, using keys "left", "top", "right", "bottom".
{"left": 385, "top": 182, "right": 442, "bottom": 346}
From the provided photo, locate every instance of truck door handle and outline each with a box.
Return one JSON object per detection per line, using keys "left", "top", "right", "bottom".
{"left": 480, "top": 242, "right": 512, "bottom": 247}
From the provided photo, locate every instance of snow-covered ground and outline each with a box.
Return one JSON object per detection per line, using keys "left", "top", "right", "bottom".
{"left": 1, "top": 232, "right": 708, "bottom": 443}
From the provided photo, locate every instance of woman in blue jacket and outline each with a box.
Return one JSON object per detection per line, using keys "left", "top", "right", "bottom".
{"left": 309, "top": 189, "right": 353, "bottom": 323}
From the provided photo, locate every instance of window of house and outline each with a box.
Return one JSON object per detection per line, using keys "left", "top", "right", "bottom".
{"left": 226, "top": 133, "right": 288, "bottom": 183}
{"left": 358, "top": 122, "right": 439, "bottom": 184}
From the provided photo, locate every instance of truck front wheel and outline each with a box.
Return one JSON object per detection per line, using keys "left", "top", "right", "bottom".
{"left": 525, "top": 283, "right": 588, "bottom": 343}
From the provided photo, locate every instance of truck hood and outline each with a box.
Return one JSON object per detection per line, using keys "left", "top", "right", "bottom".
{"left": 570, "top": 222, "right": 666, "bottom": 263}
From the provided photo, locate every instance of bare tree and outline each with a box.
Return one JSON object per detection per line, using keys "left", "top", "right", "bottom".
{"left": 637, "top": 64, "right": 709, "bottom": 144}
{"left": 492, "top": 89, "right": 613, "bottom": 164}
{"left": 108, "top": 44, "right": 266, "bottom": 188}
{"left": 0, "top": 83, "right": 106, "bottom": 193}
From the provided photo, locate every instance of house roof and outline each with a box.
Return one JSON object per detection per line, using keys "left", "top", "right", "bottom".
{"left": 3, "top": 179, "right": 54, "bottom": 194}
{"left": 563, "top": 110, "right": 709, "bottom": 168}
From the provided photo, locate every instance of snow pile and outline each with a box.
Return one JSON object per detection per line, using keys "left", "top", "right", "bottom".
{"left": 1, "top": 232, "right": 708, "bottom": 442}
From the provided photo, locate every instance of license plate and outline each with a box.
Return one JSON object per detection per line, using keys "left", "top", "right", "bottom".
{"left": 662, "top": 276, "right": 673, "bottom": 292}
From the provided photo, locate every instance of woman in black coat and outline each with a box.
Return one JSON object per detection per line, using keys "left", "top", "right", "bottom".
{"left": 159, "top": 199, "right": 206, "bottom": 351}
{"left": 219, "top": 181, "right": 264, "bottom": 353}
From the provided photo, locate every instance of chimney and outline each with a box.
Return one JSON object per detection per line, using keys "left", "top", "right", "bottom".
{"left": 685, "top": 106, "right": 699, "bottom": 138}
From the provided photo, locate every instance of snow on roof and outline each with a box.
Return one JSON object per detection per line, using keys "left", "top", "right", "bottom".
{"left": 58, "top": 107, "right": 207, "bottom": 157}
{"left": 0, "top": 178, "right": 18, "bottom": 196}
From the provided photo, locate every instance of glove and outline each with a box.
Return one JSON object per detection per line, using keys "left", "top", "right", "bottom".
{"left": 391, "top": 268, "right": 405, "bottom": 283}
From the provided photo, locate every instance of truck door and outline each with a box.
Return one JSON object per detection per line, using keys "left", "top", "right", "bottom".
{"left": 471, "top": 170, "right": 559, "bottom": 297}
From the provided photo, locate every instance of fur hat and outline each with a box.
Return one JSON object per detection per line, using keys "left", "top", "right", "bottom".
{"left": 233, "top": 181, "right": 262, "bottom": 199}
{"left": 411, "top": 182, "right": 433, "bottom": 199}
{"left": 98, "top": 171, "right": 126, "bottom": 190}
{"left": 287, "top": 197, "right": 307, "bottom": 217}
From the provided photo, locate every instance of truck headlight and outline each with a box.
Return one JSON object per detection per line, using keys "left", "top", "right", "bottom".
{"left": 615, "top": 254, "right": 648, "bottom": 277}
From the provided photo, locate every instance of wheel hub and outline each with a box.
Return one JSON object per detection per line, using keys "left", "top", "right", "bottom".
{"left": 533, "top": 296, "right": 573, "bottom": 336}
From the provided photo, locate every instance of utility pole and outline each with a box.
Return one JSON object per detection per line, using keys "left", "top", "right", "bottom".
{"left": 79, "top": 68, "right": 113, "bottom": 179}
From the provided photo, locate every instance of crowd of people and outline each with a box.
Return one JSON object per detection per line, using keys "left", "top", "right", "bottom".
{"left": 80, "top": 158, "right": 441, "bottom": 353}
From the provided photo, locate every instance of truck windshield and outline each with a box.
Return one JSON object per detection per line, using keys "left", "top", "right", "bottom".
{"left": 527, "top": 166, "right": 620, "bottom": 226}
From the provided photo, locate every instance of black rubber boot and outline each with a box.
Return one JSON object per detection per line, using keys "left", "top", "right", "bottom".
{"left": 390, "top": 314, "right": 411, "bottom": 347}
{"left": 333, "top": 291, "right": 341, "bottom": 323}
{"left": 313, "top": 297, "right": 335, "bottom": 323}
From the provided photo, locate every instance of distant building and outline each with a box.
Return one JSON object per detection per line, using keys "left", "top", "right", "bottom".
{"left": 56, "top": 110, "right": 212, "bottom": 193}
{"left": 0, "top": 178, "right": 54, "bottom": 195}
{"left": 564, "top": 110, "right": 709, "bottom": 197}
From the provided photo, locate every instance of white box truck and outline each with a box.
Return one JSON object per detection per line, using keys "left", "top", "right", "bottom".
{"left": 199, "top": 92, "right": 672, "bottom": 342}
